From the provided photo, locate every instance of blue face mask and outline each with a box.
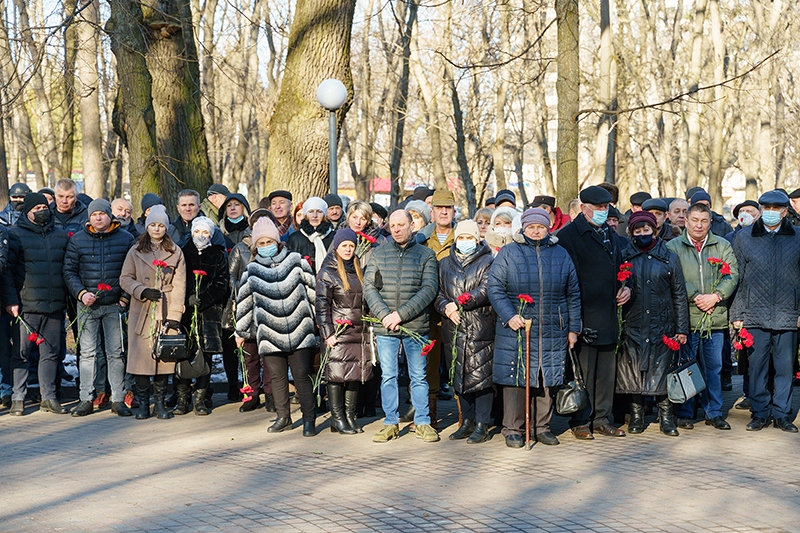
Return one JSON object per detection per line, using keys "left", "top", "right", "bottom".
{"left": 761, "top": 210, "right": 782, "bottom": 227}
{"left": 257, "top": 244, "right": 278, "bottom": 258}
{"left": 590, "top": 207, "right": 609, "bottom": 226}
{"left": 228, "top": 215, "right": 245, "bottom": 224}
{"left": 456, "top": 240, "right": 477, "bottom": 255}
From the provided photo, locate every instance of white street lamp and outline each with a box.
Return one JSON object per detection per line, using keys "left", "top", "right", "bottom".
{"left": 316, "top": 79, "right": 348, "bottom": 195}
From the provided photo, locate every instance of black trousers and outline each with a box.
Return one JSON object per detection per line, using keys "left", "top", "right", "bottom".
{"left": 502, "top": 384, "right": 554, "bottom": 437}
{"left": 570, "top": 343, "right": 617, "bottom": 428}
{"left": 459, "top": 388, "right": 494, "bottom": 425}
{"left": 264, "top": 348, "right": 315, "bottom": 422}
{"left": 749, "top": 329, "right": 796, "bottom": 420}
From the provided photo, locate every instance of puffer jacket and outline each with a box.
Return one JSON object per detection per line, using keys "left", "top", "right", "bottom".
{"left": 666, "top": 229, "right": 738, "bottom": 329}
{"left": 434, "top": 242, "right": 494, "bottom": 395}
{"left": 617, "top": 239, "right": 690, "bottom": 395}
{"left": 222, "top": 236, "right": 252, "bottom": 330}
{"left": 181, "top": 240, "right": 228, "bottom": 353}
{"left": 63, "top": 219, "right": 136, "bottom": 306}
{"left": 287, "top": 219, "right": 335, "bottom": 273}
{"left": 363, "top": 238, "right": 438, "bottom": 337}
{"left": 2, "top": 213, "right": 69, "bottom": 313}
{"left": 234, "top": 246, "right": 318, "bottom": 355}
{"left": 51, "top": 201, "right": 88, "bottom": 236}
{"left": 488, "top": 233, "right": 581, "bottom": 388}
{"left": 711, "top": 211, "right": 733, "bottom": 237}
{"left": 731, "top": 218, "right": 800, "bottom": 330}
{"left": 315, "top": 253, "right": 373, "bottom": 383}
{"left": 0, "top": 202, "right": 22, "bottom": 227}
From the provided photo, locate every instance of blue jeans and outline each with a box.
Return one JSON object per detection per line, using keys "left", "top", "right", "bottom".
{"left": 78, "top": 303, "right": 126, "bottom": 403}
{"left": 674, "top": 331, "right": 724, "bottom": 420}
{"left": 376, "top": 335, "right": 430, "bottom": 425}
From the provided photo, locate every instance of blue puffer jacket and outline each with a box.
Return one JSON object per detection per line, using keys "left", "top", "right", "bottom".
{"left": 51, "top": 200, "right": 88, "bottom": 236}
{"left": 0, "top": 202, "right": 22, "bottom": 227}
{"left": 63, "top": 219, "right": 136, "bottom": 306}
{"left": 488, "top": 233, "right": 581, "bottom": 388}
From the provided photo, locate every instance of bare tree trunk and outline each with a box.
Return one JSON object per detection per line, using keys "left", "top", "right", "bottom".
{"left": 388, "top": 0, "right": 418, "bottom": 207}
{"left": 60, "top": 0, "right": 78, "bottom": 183}
{"left": 77, "top": 0, "right": 104, "bottom": 199}
{"left": 354, "top": 0, "right": 376, "bottom": 203}
{"left": 594, "top": 0, "right": 616, "bottom": 184}
{"left": 684, "top": 0, "right": 707, "bottom": 190}
{"left": 410, "top": 34, "right": 447, "bottom": 191}
{"left": 266, "top": 0, "right": 357, "bottom": 200}
{"left": 556, "top": 0, "right": 579, "bottom": 208}
{"left": 708, "top": 0, "right": 725, "bottom": 208}
{"left": 492, "top": 3, "right": 510, "bottom": 192}
{"left": 0, "top": 89, "right": 8, "bottom": 204}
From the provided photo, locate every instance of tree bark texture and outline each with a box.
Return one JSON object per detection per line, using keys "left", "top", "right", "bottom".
{"left": 266, "top": 0, "right": 357, "bottom": 201}
{"left": 77, "top": 0, "right": 105, "bottom": 199}
{"left": 60, "top": 0, "right": 78, "bottom": 184}
{"left": 556, "top": 0, "right": 579, "bottom": 209}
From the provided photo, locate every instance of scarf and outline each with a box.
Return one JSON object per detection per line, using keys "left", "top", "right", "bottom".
{"left": 302, "top": 225, "right": 331, "bottom": 270}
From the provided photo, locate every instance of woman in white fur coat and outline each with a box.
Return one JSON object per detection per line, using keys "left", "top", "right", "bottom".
{"left": 235, "top": 217, "right": 319, "bottom": 436}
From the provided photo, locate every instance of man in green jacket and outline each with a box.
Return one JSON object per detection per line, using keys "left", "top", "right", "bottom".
{"left": 667, "top": 203, "right": 739, "bottom": 430}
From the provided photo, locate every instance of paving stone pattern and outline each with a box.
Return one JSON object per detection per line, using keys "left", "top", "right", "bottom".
{"left": 1, "top": 376, "right": 799, "bottom": 532}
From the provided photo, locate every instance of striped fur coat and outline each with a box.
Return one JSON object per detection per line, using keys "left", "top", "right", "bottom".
{"left": 234, "top": 246, "right": 318, "bottom": 355}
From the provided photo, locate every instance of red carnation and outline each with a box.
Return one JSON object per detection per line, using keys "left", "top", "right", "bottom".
{"left": 240, "top": 385, "right": 254, "bottom": 395}
{"left": 193, "top": 270, "right": 207, "bottom": 277}
{"left": 27, "top": 333, "right": 38, "bottom": 343}
{"left": 363, "top": 234, "right": 377, "bottom": 244}
{"left": 303, "top": 255, "right": 313, "bottom": 266}
{"left": 153, "top": 260, "right": 168, "bottom": 268}
{"left": 457, "top": 293, "right": 471, "bottom": 306}
{"left": 517, "top": 294, "right": 534, "bottom": 304}
{"left": 67, "top": 232, "right": 74, "bottom": 238}
{"left": 421, "top": 339, "right": 436, "bottom": 356}
{"left": 707, "top": 257, "right": 722, "bottom": 265}
{"left": 35, "top": 337, "right": 44, "bottom": 346}
{"left": 97, "top": 283, "right": 113, "bottom": 292}
{"left": 620, "top": 262, "right": 633, "bottom": 271}
{"left": 732, "top": 341, "right": 744, "bottom": 351}
{"left": 335, "top": 318, "right": 353, "bottom": 326}
{"left": 662, "top": 335, "right": 680, "bottom": 351}
{"left": 719, "top": 262, "right": 731, "bottom": 276}
{"left": 617, "top": 270, "right": 633, "bottom": 282}
{"left": 241, "top": 395, "right": 254, "bottom": 403}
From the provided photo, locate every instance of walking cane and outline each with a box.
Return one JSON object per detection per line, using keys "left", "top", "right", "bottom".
{"left": 524, "top": 318, "right": 533, "bottom": 450}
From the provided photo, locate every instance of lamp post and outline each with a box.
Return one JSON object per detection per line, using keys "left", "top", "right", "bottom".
{"left": 316, "top": 79, "right": 348, "bottom": 195}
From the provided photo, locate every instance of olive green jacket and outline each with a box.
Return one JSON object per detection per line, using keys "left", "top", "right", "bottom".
{"left": 666, "top": 230, "right": 739, "bottom": 329}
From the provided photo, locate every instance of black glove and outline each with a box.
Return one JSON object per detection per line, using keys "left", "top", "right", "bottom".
{"left": 580, "top": 328, "right": 598, "bottom": 345}
{"left": 188, "top": 294, "right": 201, "bottom": 308}
{"left": 141, "top": 288, "right": 161, "bottom": 301}
{"left": 163, "top": 320, "right": 182, "bottom": 331}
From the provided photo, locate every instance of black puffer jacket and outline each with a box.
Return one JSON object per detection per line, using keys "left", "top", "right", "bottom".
{"left": 363, "top": 238, "right": 438, "bottom": 337}
{"left": 316, "top": 253, "right": 373, "bottom": 383}
{"left": 731, "top": 218, "right": 800, "bottom": 330}
{"left": 181, "top": 240, "right": 229, "bottom": 353}
{"left": 616, "top": 239, "right": 690, "bottom": 395}
{"left": 2, "top": 214, "right": 69, "bottom": 313}
{"left": 434, "top": 242, "right": 494, "bottom": 395}
{"left": 51, "top": 201, "right": 88, "bottom": 236}
{"left": 710, "top": 211, "right": 733, "bottom": 237}
{"left": 223, "top": 237, "right": 252, "bottom": 330}
{"left": 287, "top": 219, "right": 335, "bottom": 274}
{"left": 555, "top": 213, "right": 629, "bottom": 346}
{"left": 63, "top": 220, "right": 136, "bottom": 306}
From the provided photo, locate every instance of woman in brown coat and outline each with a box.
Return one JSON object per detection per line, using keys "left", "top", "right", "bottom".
{"left": 120, "top": 204, "right": 187, "bottom": 420}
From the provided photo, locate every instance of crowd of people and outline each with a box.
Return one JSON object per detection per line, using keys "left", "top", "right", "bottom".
{"left": 0, "top": 177, "right": 798, "bottom": 446}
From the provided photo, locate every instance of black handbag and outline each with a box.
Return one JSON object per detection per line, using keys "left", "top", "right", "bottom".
{"left": 176, "top": 348, "right": 210, "bottom": 379}
{"left": 152, "top": 322, "right": 189, "bottom": 363}
{"left": 555, "top": 347, "right": 589, "bottom": 415}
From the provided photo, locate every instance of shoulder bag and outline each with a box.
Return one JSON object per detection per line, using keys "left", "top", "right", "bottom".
{"left": 555, "top": 347, "right": 589, "bottom": 415}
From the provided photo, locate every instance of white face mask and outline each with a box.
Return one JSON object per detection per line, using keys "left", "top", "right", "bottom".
{"left": 494, "top": 226, "right": 512, "bottom": 237}
{"left": 193, "top": 234, "right": 211, "bottom": 250}
{"left": 738, "top": 212, "right": 755, "bottom": 227}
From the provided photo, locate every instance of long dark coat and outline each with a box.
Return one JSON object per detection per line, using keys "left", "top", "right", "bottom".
{"left": 488, "top": 233, "right": 581, "bottom": 388}
{"left": 315, "top": 253, "right": 373, "bottom": 383}
{"left": 180, "top": 240, "right": 229, "bottom": 353}
{"left": 434, "top": 242, "right": 495, "bottom": 395}
{"left": 616, "top": 240, "right": 690, "bottom": 395}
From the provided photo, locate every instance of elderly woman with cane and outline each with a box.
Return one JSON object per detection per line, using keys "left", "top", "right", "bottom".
{"left": 488, "top": 208, "right": 581, "bottom": 448}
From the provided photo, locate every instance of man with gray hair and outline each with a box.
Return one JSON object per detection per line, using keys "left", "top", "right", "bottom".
{"left": 52, "top": 178, "right": 88, "bottom": 235}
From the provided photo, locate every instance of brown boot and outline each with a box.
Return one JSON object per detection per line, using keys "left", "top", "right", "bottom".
{"left": 429, "top": 395, "right": 438, "bottom": 430}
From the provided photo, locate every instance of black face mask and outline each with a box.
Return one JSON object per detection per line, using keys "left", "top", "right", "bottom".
{"left": 633, "top": 234, "right": 654, "bottom": 249}
{"left": 11, "top": 200, "right": 24, "bottom": 212}
{"left": 32, "top": 210, "right": 51, "bottom": 226}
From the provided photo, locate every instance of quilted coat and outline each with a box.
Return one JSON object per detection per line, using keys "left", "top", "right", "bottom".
{"left": 434, "top": 242, "right": 495, "bottom": 395}
{"left": 315, "top": 253, "right": 373, "bottom": 383}
{"left": 731, "top": 218, "right": 800, "bottom": 331}
{"left": 63, "top": 220, "right": 136, "bottom": 306}
{"left": 222, "top": 237, "right": 251, "bottom": 331}
{"left": 616, "top": 239, "right": 690, "bottom": 395}
{"left": 51, "top": 201, "right": 88, "bottom": 235}
{"left": 180, "top": 240, "right": 229, "bottom": 354}
{"left": 119, "top": 244, "right": 186, "bottom": 376}
{"left": 234, "top": 246, "right": 318, "bottom": 355}
{"left": 488, "top": 233, "right": 581, "bottom": 388}
{"left": 363, "top": 238, "right": 439, "bottom": 337}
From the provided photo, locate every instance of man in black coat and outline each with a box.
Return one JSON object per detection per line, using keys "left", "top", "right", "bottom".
{"left": 64, "top": 199, "right": 136, "bottom": 417}
{"left": 2, "top": 193, "right": 69, "bottom": 416}
{"left": 555, "top": 185, "right": 631, "bottom": 439}
{"left": 52, "top": 178, "right": 89, "bottom": 236}
{"left": 731, "top": 190, "right": 800, "bottom": 433}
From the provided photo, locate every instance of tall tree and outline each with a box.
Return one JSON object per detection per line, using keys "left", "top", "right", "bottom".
{"left": 77, "top": 0, "right": 104, "bottom": 199}
{"left": 556, "top": 0, "right": 579, "bottom": 208}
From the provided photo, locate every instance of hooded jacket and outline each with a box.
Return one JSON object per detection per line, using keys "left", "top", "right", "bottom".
{"left": 51, "top": 200, "right": 88, "bottom": 236}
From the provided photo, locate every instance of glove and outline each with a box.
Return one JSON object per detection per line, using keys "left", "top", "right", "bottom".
{"left": 580, "top": 328, "right": 598, "bottom": 345}
{"left": 141, "top": 288, "right": 161, "bottom": 301}
{"left": 163, "top": 320, "right": 182, "bottom": 331}
{"left": 188, "top": 294, "right": 201, "bottom": 308}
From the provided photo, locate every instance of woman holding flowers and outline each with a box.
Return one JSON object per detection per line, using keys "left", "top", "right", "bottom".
{"left": 120, "top": 204, "right": 187, "bottom": 420}
{"left": 174, "top": 216, "right": 229, "bottom": 416}
{"left": 488, "top": 208, "right": 581, "bottom": 448}
{"left": 434, "top": 220, "right": 495, "bottom": 444}
{"left": 617, "top": 210, "right": 690, "bottom": 436}
{"left": 315, "top": 228, "right": 373, "bottom": 435}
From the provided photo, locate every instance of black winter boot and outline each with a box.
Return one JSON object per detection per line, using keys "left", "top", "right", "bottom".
{"left": 658, "top": 397, "right": 679, "bottom": 436}
{"left": 327, "top": 383, "right": 356, "bottom": 434}
{"left": 466, "top": 422, "right": 491, "bottom": 444}
{"left": 449, "top": 419, "right": 475, "bottom": 440}
{"left": 172, "top": 382, "right": 192, "bottom": 415}
{"left": 344, "top": 388, "right": 362, "bottom": 433}
{"left": 152, "top": 378, "right": 173, "bottom": 420}
{"left": 628, "top": 402, "right": 645, "bottom": 434}
{"left": 193, "top": 389, "right": 210, "bottom": 415}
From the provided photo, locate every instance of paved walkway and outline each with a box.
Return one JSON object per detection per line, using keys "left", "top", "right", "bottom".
{"left": 2, "top": 376, "right": 799, "bottom": 532}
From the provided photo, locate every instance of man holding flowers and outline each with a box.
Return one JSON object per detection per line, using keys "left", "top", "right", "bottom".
{"left": 731, "top": 190, "right": 800, "bottom": 432}
{"left": 64, "top": 199, "right": 136, "bottom": 417}
{"left": 667, "top": 202, "right": 738, "bottom": 430}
